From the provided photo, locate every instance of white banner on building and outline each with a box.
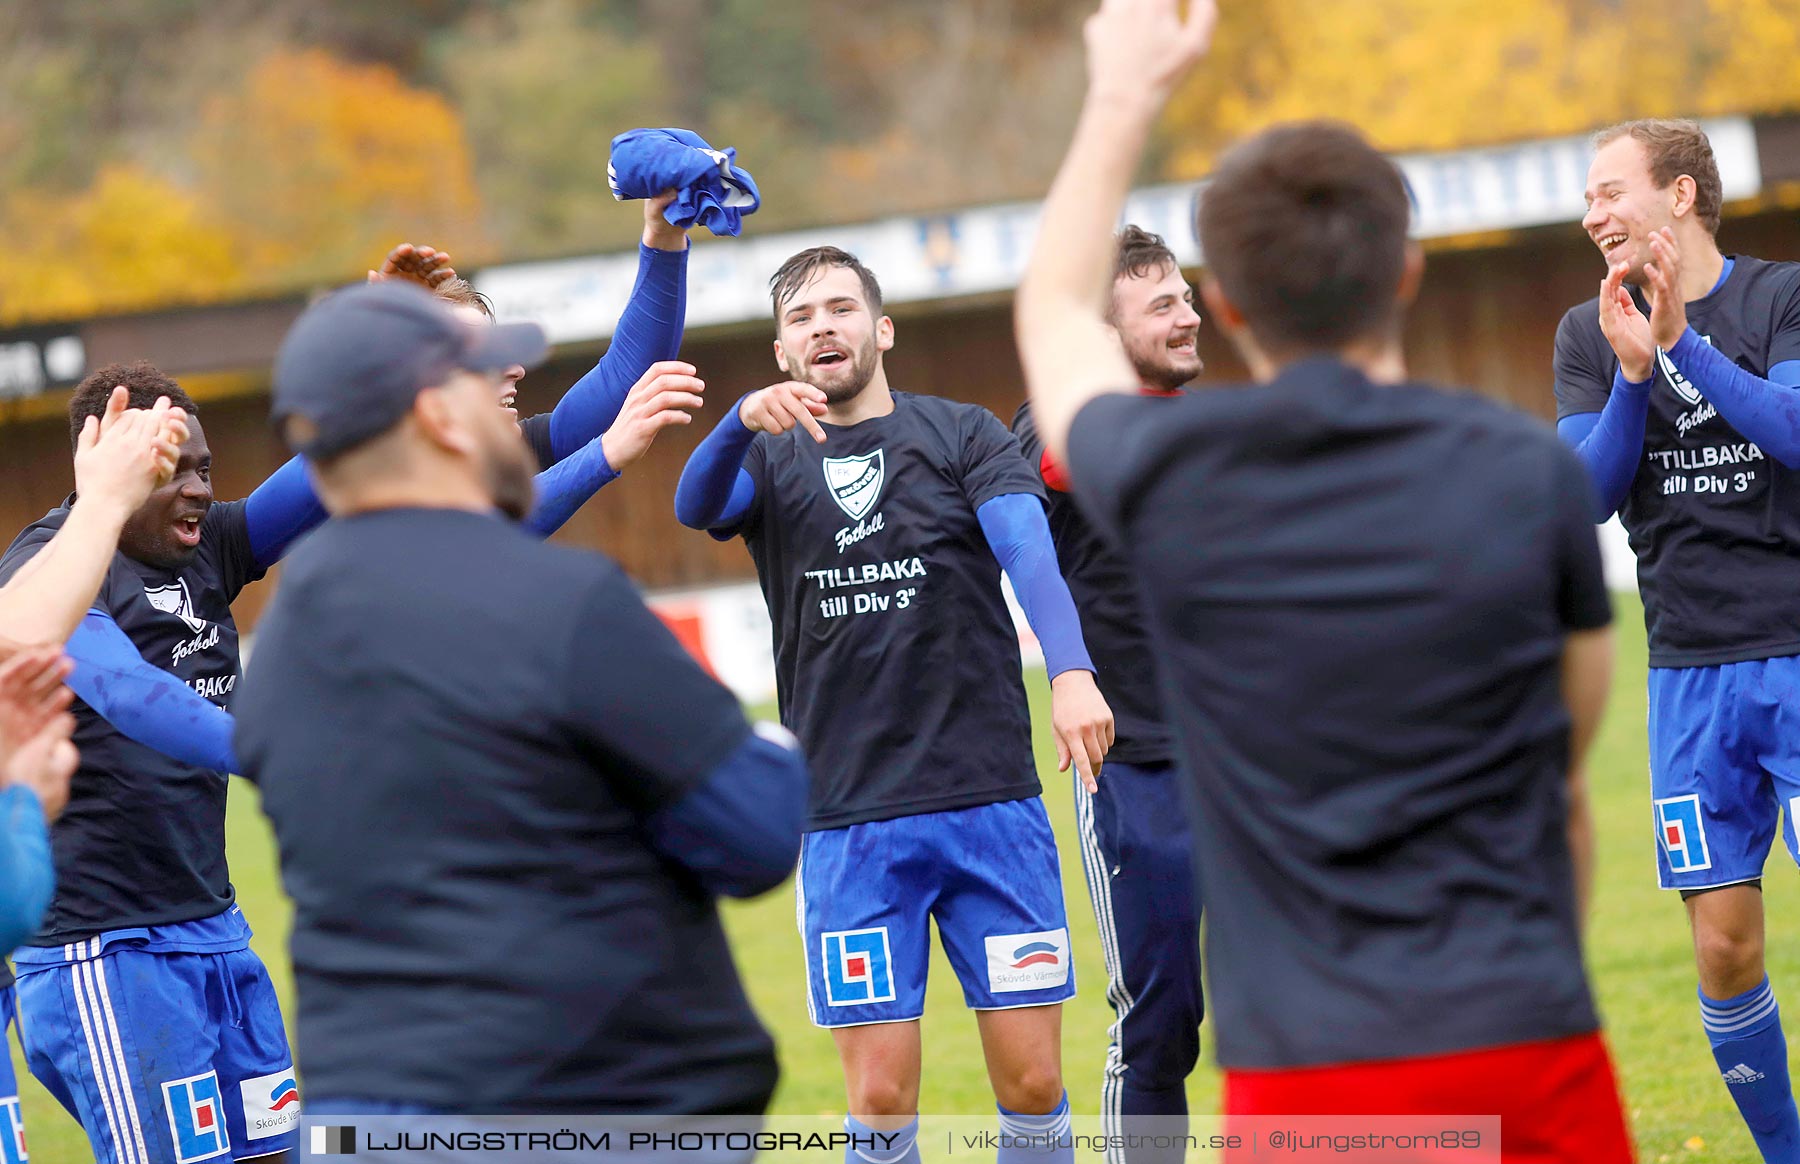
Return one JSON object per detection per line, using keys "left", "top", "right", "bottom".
{"left": 478, "top": 118, "right": 1761, "bottom": 344}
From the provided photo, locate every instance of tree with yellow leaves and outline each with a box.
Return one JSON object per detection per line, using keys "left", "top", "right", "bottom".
{"left": 191, "top": 47, "right": 489, "bottom": 293}
{"left": 0, "top": 46, "right": 489, "bottom": 325}
{"left": 0, "top": 165, "right": 243, "bottom": 323}
{"left": 1159, "top": 0, "right": 1800, "bottom": 177}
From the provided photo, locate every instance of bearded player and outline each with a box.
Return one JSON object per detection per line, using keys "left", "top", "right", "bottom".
{"left": 1011, "top": 225, "right": 1203, "bottom": 1164}
{"left": 675, "top": 246, "right": 1112, "bottom": 1164}
{"left": 1557, "top": 118, "right": 1800, "bottom": 1162}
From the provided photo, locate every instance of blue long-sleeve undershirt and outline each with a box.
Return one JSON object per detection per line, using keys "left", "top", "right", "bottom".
{"left": 65, "top": 610, "right": 238, "bottom": 773}
{"left": 1667, "top": 329, "right": 1800, "bottom": 469}
{"left": 1563, "top": 347, "right": 1800, "bottom": 518}
{"left": 546, "top": 244, "right": 689, "bottom": 465}
{"left": 244, "top": 455, "right": 329, "bottom": 569}
{"left": 976, "top": 493, "right": 1095, "bottom": 680}
{"left": 673, "top": 395, "right": 758, "bottom": 534}
{"left": 1557, "top": 257, "right": 1737, "bottom": 521}
{"left": 1557, "top": 369, "right": 1652, "bottom": 521}
{"left": 245, "top": 247, "right": 684, "bottom": 547}
{"left": 0, "top": 785, "right": 54, "bottom": 955}
{"left": 523, "top": 438, "right": 619, "bottom": 537}
{"left": 644, "top": 723, "right": 808, "bottom": 898}
{"left": 253, "top": 438, "right": 623, "bottom": 544}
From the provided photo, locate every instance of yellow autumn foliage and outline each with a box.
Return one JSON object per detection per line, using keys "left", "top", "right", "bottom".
{"left": 8, "top": 3, "right": 1800, "bottom": 326}
{"left": 191, "top": 47, "right": 489, "bottom": 288}
{"left": 0, "top": 164, "right": 244, "bottom": 324}
{"left": 0, "top": 47, "right": 489, "bottom": 325}
{"left": 1161, "top": 0, "right": 1800, "bottom": 176}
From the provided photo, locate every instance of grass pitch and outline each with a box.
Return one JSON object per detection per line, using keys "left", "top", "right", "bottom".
{"left": 10, "top": 593, "right": 1796, "bottom": 1161}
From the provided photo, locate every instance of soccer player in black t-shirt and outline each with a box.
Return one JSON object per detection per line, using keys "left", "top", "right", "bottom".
{"left": 1012, "top": 226, "right": 1203, "bottom": 1163}
{"left": 0, "top": 386, "right": 189, "bottom": 1164}
{"left": 1014, "top": 2, "right": 1632, "bottom": 1159}
{"left": 0, "top": 362, "right": 331, "bottom": 1164}
{"left": 1556, "top": 118, "right": 1800, "bottom": 1161}
{"left": 676, "top": 248, "right": 1114, "bottom": 1164}
{"left": 236, "top": 280, "right": 807, "bottom": 1121}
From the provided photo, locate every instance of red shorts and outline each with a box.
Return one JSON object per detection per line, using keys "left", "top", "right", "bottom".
{"left": 1223, "top": 1031, "right": 1634, "bottom": 1164}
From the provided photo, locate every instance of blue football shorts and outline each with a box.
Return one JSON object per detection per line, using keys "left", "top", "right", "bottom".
{"left": 2, "top": 986, "right": 24, "bottom": 1164}
{"left": 15, "top": 939, "right": 296, "bottom": 1163}
{"left": 797, "top": 798, "right": 1075, "bottom": 1027}
{"left": 1648, "top": 655, "right": 1800, "bottom": 891}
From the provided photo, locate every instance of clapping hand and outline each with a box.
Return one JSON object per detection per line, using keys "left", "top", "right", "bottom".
{"left": 0, "top": 646, "right": 77, "bottom": 821}
{"left": 369, "top": 243, "right": 458, "bottom": 290}
{"left": 73, "top": 388, "right": 188, "bottom": 516}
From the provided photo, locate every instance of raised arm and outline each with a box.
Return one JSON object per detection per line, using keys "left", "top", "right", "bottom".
{"left": 1014, "top": 0, "right": 1216, "bottom": 465}
{"left": 65, "top": 611, "right": 238, "bottom": 773}
{"left": 523, "top": 362, "right": 707, "bottom": 538}
{"left": 0, "top": 780, "right": 55, "bottom": 954}
{"left": 544, "top": 195, "right": 692, "bottom": 464}
{"left": 976, "top": 493, "right": 1113, "bottom": 791}
{"left": 243, "top": 455, "right": 330, "bottom": 569}
{"left": 0, "top": 391, "right": 184, "bottom": 646}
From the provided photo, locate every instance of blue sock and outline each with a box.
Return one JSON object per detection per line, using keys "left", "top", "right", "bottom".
{"left": 845, "top": 1115, "right": 920, "bottom": 1164}
{"left": 1701, "top": 976, "right": 1800, "bottom": 1162}
{"left": 997, "top": 1091, "right": 1072, "bottom": 1164}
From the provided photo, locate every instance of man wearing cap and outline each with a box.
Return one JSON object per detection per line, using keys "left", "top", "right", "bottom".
{"left": 234, "top": 281, "right": 809, "bottom": 1118}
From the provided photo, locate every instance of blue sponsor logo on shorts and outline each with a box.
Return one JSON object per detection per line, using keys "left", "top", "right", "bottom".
{"left": 1, "top": 1096, "right": 25, "bottom": 1164}
{"left": 163, "top": 1071, "right": 229, "bottom": 1164}
{"left": 1656, "top": 794, "right": 1712, "bottom": 873}
{"left": 821, "top": 928, "right": 896, "bottom": 1007}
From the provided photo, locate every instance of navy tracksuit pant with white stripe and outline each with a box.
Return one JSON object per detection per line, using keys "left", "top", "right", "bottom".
{"left": 1073, "top": 759, "right": 1203, "bottom": 1164}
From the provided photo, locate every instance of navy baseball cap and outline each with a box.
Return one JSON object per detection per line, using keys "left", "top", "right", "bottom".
{"left": 272, "top": 281, "right": 548, "bottom": 459}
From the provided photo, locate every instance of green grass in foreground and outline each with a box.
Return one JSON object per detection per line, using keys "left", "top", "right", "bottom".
{"left": 11, "top": 592, "right": 1796, "bottom": 1161}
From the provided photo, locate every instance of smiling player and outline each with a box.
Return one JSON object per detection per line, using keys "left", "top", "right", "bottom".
{"left": 1556, "top": 119, "right": 1800, "bottom": 1162}
{"left": 352, "top": 192, "right": 705, "bottom": 533}
{"left": 0, "top": 363, "right": 327, "bottom": 1164}
{"left": 1012, "top": 225, "right": 1204, "bottom": 1162}
{"left": 675, "top": 246, "right": 1112, "bottom": 1164}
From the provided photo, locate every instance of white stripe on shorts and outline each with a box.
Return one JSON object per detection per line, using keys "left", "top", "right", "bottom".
{"left": 70, "top": 961, "right": 140, "bottom": 1164}
{"left": 89, "top": 957, "right": 151, "bottom": 1164}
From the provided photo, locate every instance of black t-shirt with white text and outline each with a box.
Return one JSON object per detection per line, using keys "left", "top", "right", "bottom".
{"left": 1069, "top": 360, "right": 1610, "bottom": 1070}
{"left": 1554, "top": 254, "right": 1800, "bottom": 667}
{"left": 0, "top": 497, "right": 263, "bottom": 944}
{"left": 1013, "top": 397, "right": 1174, "bottom": 767}
{"left": 725, "top": 391, "right": 1045, "bottom": 830}
{"left": 234, "top": 508, "right": 772, "bottom": 1114}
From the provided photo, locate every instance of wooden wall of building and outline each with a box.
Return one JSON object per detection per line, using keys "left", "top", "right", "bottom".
{"left": 2, "top": 211, "right": 1795, "bottom": 629}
